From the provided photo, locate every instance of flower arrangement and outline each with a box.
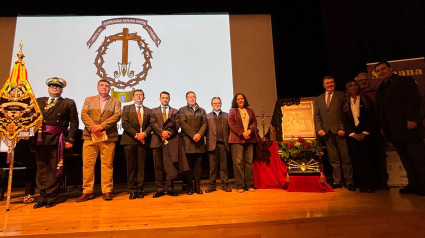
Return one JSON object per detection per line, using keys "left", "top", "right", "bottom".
{"left": 277, "top": 137, "right": 323, "bottom": 163}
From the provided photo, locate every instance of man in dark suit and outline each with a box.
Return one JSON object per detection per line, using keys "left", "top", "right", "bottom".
{"left": 205, "top": 97, "right": 232, "bottom": 193}
{"left": 375, "top": 61, "right": 425, "bottom": 196}
{"left": 313, "top": 75, "right": 355, "bottom": 191}
{"left": 150, "top": 91, "right": 184, "bottom": 197}
{"left": 33, "top": 77, "right": 79, "bottom": 208}
{"left": 120, "top": 89, "right": 152, "bottom": 199}
{"left": 179, "top": 91, "right": 208, "bottom": 195}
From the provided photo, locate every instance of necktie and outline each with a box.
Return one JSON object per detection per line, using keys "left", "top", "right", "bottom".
{"left": 49, "top": 98, "right": 55, "bottom": 105}
{"left": 137, "top": 106, "right": 143, "bottom": 129}
{"left": 326, "top": 92, "right": 332, "bottom": 109}
{"left": 162, "top": 106, "right": 167, "bottom": 122}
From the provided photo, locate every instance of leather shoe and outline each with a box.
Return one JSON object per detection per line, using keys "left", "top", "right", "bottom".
{"left": 194, "top": 186, "right": 203, "bottom": 195}
{"left": 103, "top": 192, "right": 113, "bottom": 201}
{"left": 222, "top": 184, "right": 232, "bottom": 192}
{"left": 76, "top": 193, "right": 95, "bottom": 203}
{"left": 331, "top": 183, "right": 343, "bottom": 189}
{"left": 45, "top": 201, "right": 56, "bottom": 208}
{"left": 360, "top": 188, "right": 374, "bottom": 193}
{"left": 153, "top": 191, "right": 165, "bottom": 198}
{"left": 129, "top": 191, "right": 138, "bottom": 200}
{"left": 346, "top": 184, "right": 356, "bottom": 191}
{"left": 138, "top": 191, "right": 144, "bottom": 198}
{"left": 33, "top": 201, "right": 46, "bottom": 209}
{"left": 205, "top": 185, "right": 216, "bottom": 193}
{"left": 167, "top": 190, "right": 178, "bottom": 196}
{"left": 399, "top": 185, "right": 418, "bottom": 194}
{"left": 186, "top": 189, "right": 194, "bottom": 195}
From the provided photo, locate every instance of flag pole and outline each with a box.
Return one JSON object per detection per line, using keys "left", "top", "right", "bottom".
{"left": 6, "top": 147, "right": 15, "bottom": 211}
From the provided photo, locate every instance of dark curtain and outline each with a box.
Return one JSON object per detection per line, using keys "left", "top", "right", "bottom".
{"left": 319, "top": 0, "right": 425, "bottom": 87}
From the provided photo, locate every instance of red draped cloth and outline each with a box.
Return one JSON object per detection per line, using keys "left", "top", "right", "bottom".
{"left": 253, "top": 141, "right": 333, "bottom": 192}
{"left": 253, "top": 141, "right": 287, "bottom": 189}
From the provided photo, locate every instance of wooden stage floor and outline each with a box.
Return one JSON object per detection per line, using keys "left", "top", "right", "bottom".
{"left": 1, "top": 181, "right": 425, "bottom": 238}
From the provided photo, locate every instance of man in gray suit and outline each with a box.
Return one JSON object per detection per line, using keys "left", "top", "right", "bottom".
{"left": 314, "top": 75, "right": 355, "bottom": 191}
{"left": 205, "top": 97, "right": 232, "bottom": 193}
{"left": 120, "top": 89, "right": 152, "bottom": 199}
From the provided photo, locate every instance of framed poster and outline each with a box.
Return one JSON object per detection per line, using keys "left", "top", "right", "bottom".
{"left": 281, "top": 97, "right": 316, "bottom": 141}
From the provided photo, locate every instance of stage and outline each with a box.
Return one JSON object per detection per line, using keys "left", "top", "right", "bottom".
{"left": 1, "top": 181, "right": 425, "bottom": 237}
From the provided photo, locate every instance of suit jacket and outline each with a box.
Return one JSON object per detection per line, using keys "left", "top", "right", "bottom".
{"left": 341, "top": 95, "right": 376, "bottom": 136}
{"left": 206, "top": 111, "right": 229, "bottom": 151}
{"left": 81, "top": 95, "right": 121, "bottom": 141}
{"left": 228, "top": 107, "right": 258, "bottom": 144}
{"left": 376, "top": 74, "right": 424, "bottom": 141}
{"left": 179, "top": 104, "right": 208, "bottom": 153}
{"left": 149, "top": 105, "right": 180, "bottom": 148}
{"left": 120, "top": 104, "right": 152, "bottom": 145}
{"left": 36, "top": 97, "right": 79, "bottom": 145}
{"left": 314, "top": 90, "right": 345, "bottom": 134}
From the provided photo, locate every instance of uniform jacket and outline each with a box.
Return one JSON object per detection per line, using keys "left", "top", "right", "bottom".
{"left": 206, "top": 111, "right": 229, "bottom": 151}
{"left": 179, "top": 104, "right": 208, "bottom": 153}
{"left": 228, "top": 107, "right": 257, "bottom": 144}
{"left": 36, "top": 97, "right": 79, "bottom": 145}
{"left": 81, "top": 95, "right": 121, "bottom": 141}
{"left": 120, "top": 104, "right": 152, "bottom": 145}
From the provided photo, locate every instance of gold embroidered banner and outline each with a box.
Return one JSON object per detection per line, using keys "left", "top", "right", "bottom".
{"left": 0, "top": 43, "right": 42, "bottom": 149}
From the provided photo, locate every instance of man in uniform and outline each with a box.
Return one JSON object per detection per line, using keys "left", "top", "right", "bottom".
{"left": 33, "top": 77, "right": 79, "bottom": 208}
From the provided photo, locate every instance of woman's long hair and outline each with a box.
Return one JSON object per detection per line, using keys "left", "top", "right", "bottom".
{"left": 343, "top": 80, "right": 371, "bottom": 112}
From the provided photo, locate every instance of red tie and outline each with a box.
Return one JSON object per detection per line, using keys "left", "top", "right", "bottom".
{"left": 326, "top": 92, "right": 332, "bottom": 109}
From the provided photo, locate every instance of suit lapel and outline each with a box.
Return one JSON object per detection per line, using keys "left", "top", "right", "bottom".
{"left": 101, "top": 97, "right": 112, "bottom": 115}
{"left": 157, "top": 106, "right": 165, "bottom": 124}
{"left": 44, "top": 97, "right": 63, "bottom": 119}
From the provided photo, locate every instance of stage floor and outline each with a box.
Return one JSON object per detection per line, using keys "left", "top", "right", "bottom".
{"left": 1, "top": 181, "right": 425, "bottom": 237}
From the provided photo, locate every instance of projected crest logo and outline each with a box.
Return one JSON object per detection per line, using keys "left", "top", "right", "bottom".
{"left": 87, "top": 18, "right": 161, "bottom": 102}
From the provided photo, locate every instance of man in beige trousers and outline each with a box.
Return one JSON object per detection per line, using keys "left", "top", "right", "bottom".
{"left": 77, "top": 79, "right": 121, "bottom": 202}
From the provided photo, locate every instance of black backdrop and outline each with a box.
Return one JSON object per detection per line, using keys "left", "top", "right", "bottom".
{"left": 2, "top": 0, "right": 425, "bottom": 98}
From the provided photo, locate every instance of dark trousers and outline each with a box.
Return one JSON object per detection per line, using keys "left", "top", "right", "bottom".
{"left": 230, "top": 143, "right": 253, "bottom": 190}
{"left": 323, "top": 133, "right": 354, "bottom": 186}
{"left": 392, "top": 139, "right": 425, "bottom": 190}
{"left": 185, "top": 153, "right": 203, "bottom": 189}
{"left": 153, "top": 147, "right": 174, "bottom": 192}
{"left": 348, "top": 136, "right": 376, "bottom": 189}
{"left": 35, "top": 145, "right": 63, "bottom": 203}
{"left": 123, "top": 144, "right": 147, "bottom": 193}
{"left": 373, "top": 133, "right": 389, "bottom": 188}
{"left": 208, "top": 142, "right": 229, "bottom": 185}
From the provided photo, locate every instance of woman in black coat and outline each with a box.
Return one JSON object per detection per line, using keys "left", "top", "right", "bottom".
{"left": 341, "top": 80, "right": 377, "bottom": 193}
